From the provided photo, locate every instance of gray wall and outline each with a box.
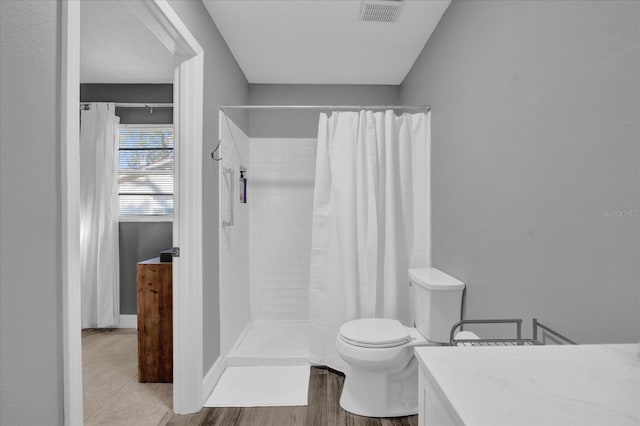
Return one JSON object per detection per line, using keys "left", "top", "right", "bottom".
{"left": 0, "top": 1, "right": 63, "bottom": 424}
{"left": 401, "top": 0, "right": 640, "bottom": 343}
{"left": 81, "top": 84, "right": 173, "bottom": 315}
{"left": 80, "top": 83, "right": 173, "bottom": 103}
{"left": 168, "top": 0, "right": 249, "bottom": 373}
{"left": 81, "top": 83, "right": 173, "bottom": 124}
{"left": 248, "top": 84, "right": 400, "bottom": 138}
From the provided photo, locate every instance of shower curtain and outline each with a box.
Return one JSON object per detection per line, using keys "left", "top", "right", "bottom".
{"left": 80, "top": 103, "right": 120, "bottom": 328}
{"left": 309, "top": 110, "right": 431, "bottom": 371}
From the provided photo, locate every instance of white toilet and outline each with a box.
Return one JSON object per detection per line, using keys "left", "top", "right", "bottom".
{"left": 336, "top": 267, "right": 465, "bottom": 418}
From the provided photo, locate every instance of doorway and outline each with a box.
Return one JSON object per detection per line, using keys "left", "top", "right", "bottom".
{"left": 61, "top": 1, "right": 204, "bottom": 423}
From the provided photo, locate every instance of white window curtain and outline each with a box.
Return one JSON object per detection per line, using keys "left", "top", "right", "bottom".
{"left": 308, "top": 110, "right": 431, "bottom": 371}
{"left": 80, "top": 103, "right": 120, "bottom": 328}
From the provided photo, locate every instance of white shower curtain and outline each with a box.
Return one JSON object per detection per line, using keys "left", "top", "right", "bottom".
{"left": 308, "top": 110, "right": 431, "bottom": 371}
{"left": 80, "top": 103, "right": 120, "bottom": 328}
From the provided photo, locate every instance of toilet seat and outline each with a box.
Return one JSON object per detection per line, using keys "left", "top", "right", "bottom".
{"left": 339, "top": 319, "right": 411, "bottom": 348}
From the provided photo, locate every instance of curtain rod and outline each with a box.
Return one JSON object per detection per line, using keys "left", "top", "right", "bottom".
{"left": 114, "top": 103, "right": 173, "bottom": 108}
{"left": 220, "top": 104, "right": 430, "bottom": 111}
{"left": 79, "top": 102, "right": 173, "bottom": 109}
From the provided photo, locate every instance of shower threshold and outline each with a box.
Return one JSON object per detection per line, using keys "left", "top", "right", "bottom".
{"left": 226, "top": 320, "right": 309, "bottom": 367}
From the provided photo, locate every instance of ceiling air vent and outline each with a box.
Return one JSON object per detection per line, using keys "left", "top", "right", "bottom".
{"left": 360, "top": 0, "right": 403, "bottom": 23}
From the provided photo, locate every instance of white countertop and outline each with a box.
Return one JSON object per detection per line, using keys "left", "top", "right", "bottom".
{"left": 415, "top": 344, "right": 640, "bottom": 426}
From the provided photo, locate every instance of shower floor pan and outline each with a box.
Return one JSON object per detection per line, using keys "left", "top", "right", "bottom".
{"left": 226, "top": 320, "right": 309, "bottom": 367}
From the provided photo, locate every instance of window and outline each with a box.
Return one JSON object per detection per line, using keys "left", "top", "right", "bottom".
{"left": 118, "top": 124, "right": 174, "bottom": 218}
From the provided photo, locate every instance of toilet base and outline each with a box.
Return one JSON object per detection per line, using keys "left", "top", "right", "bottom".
{"left": 339, "top": 356, "right": 419, "bottom": 418}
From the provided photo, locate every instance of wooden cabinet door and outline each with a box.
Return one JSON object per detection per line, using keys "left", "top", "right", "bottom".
{"left": 137, "top": 260, "right": 172, "bottom": 383}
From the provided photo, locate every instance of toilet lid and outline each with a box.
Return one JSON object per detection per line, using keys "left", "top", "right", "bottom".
{"left": 339, "top": 319, "right": 411, "bottom": 348}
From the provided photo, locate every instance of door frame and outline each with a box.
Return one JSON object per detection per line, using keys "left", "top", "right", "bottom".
{"left": 60, "top": 1, "right": 204, "bottom": 422}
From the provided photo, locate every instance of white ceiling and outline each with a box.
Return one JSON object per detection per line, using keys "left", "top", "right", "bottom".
{"left": 80, "top": 0, "right": 449, "bottom": 85}
{"left": 203, "top": 0, "right": 451, "bottom": 85}
{"left": 80, "top": 0, "right": 174, "bottom": 84}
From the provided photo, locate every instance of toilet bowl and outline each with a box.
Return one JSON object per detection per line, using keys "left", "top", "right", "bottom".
{"left": 336, "top": 320, "right": 431, "bottom": 417}
{"left": 336, "top": 268, "right": 465, "bottom": 418}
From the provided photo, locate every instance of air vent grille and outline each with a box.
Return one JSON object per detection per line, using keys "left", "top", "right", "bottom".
{"left": 360, "top": 0, "right": 403, "bottom": 23}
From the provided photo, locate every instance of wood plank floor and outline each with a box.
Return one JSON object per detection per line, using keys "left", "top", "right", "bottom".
{"left": 167, "top": 367, "right": 418, "bottom": 426}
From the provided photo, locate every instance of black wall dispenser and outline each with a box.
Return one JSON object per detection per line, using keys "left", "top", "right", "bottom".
{"left": 239, "top": 166, "right": 247, "bottom": 204}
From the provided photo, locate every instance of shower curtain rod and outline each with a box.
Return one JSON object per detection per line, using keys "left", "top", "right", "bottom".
{"left": 220, "top": 104, "right": 430, "bottom": 111}
{"left": 212, "top": 103, "right": 430, "bottom": 161}
{"left": 114, "top": 103, "right": 173, "bottom": 108}
{"left": 79, "top": 102, "right": 173, "bottom": 109}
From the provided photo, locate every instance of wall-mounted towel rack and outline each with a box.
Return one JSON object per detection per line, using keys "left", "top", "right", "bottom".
{"left": 449, "top": 318, "right": 577, "bottom": 346}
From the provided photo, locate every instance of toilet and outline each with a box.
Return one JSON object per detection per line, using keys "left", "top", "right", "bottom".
{"left": 336, "top": 267, "right": 465, "bottom": 418}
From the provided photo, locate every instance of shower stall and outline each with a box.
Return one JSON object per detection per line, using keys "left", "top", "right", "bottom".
{"left": 218, "top": 108, "right": 316, "bottom": 367}
{"left": 217, "top": 105, "right": 431, "bottom": 370}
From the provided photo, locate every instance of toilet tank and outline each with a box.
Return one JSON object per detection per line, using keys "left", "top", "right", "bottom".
{"left": 409, "top": 268, "right": 465, "bottom": 343}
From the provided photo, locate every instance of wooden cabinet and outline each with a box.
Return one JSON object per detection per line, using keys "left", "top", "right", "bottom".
{"left": 137, "top": 257, "right": 172, "bottom": 383}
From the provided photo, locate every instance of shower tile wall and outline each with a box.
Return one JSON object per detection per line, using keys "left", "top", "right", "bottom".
{"left": 219, "top": 115, "right": 251, "bottom": 356}
{"left": 249, "top": 138, "right": 316, "bottom": 320}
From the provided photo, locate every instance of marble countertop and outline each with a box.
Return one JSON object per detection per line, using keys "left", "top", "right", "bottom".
{"left": 415, "top": 344, "right": 639, "bottom": 426}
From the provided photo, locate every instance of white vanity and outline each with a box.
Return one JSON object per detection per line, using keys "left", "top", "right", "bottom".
{"left": 415, "top": 344, "right": 639, "bottom": 426}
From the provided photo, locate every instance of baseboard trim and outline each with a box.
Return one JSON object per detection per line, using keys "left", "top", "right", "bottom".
{"left": 202, "top": 356, "right": 226, "bottom": 404}
{"left": 117, "top": 314, "right": 137, "bottom": 329}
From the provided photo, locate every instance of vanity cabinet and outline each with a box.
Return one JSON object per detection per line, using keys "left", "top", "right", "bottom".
{"left": 137, "top": 257, "right": 172, "bottom": 383}
{"left": 418, "top": 363, "right": 463, "bottom": 426}
{"left": 415, "top": 345, "right": 639, "bottom": 426}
